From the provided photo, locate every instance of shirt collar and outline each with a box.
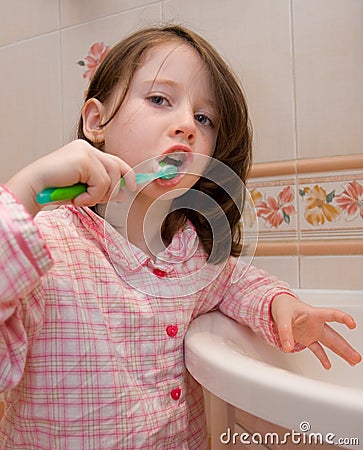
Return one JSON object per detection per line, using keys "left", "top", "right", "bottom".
{"left": 66, "top": 206, "right": 200, "bottom": 272}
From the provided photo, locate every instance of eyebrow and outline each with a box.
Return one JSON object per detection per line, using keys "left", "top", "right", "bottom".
{"left": 143, "top": 78, "right": 176, "bottom": 88}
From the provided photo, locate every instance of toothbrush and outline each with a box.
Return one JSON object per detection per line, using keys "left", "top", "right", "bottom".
{"left": 36, "top": 164, "right": 178, "bottom": 205}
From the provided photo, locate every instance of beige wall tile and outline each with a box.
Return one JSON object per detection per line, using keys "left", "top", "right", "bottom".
{"left": 300, "top": 255, "right": 363, "bottom": 290}
{"left": 61, "top": 5, "right": 161, "bottom": 143}
{"left": 253, "top": 256, "right": 299, "bottom": 288}
{"left": 163, "top": 0, "right": 296, "bottom": 164}
{"left": 0, "top": 33, "right": 62, "bottom": 183}
{"left": 60, "top": 0, "right": 160, "bottom": 28}
{"left": 293, "top": 0, "right": 363, "bottom": 158}
{"left": 0, "top": 0, "right": 59, "bottom": 46}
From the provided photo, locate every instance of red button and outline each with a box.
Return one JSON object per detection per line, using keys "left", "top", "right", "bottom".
{"left": 166, "top": 324, "right": 178, "bottom": 337}
{"left": 153, "top": 268, "right": 166, "bottom": 278}
{"left": 171, "top": 388, "right": 181, "bottom": 401}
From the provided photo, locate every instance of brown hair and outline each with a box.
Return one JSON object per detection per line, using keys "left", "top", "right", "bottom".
{"left": 77, "top": 25, "right": 252, "bottom": 263}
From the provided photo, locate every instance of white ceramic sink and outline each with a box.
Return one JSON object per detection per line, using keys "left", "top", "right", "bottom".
{"left": 185, "top": 289, "right": 363, "bottom": 448}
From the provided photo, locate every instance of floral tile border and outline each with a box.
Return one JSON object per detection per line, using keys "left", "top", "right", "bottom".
{"left": 298, "top": 174, "right": 363, "bottom": 236}
{"left": 247, "top": 177, "right": 298, "bottom": 240}
{"left": 247, "top": 155, "right": 363, "bottom": 256}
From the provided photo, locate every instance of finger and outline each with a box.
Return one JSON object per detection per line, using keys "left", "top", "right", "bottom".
{"left": 315, "top": 307, "right": 357, "bottom": 329}
{"left": 122, "top": 168, "right": 137, "bottom": 193}
{"left": 276, "top": 319, "right": 295, "bottom": 352}
{"left": 308, "top": 342, "right": 331, "bottom": 370}
{"left": 73, "top": 157, "right": 111, "bottom": 206}
{"left": 320, "top": 324, "right": 362, "bottom": 366}
{"left": 94, "top": 152, "right": 137, "bottom": 197}
{"left": 74, "top": 152, "right": 133, "bottom": 206}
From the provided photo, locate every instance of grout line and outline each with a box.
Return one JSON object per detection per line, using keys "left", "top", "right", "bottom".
{"left": 0, "top": 1, "right": 163, "bottom": 47}
{"left": 290, "top": 0, "right": 299, "bottom": 162}
{"left": 58, "top": 0, "right": 65, "bottom": 145}
{"left": 59, "top": 1, "right": 162, "bottom": 32}
{"left": 0, "top": 30, "right": 60, "bottom": 50}
{"left": 160, "top": 0, "right": 164, "bottom": 24}
{"left": 289, "top": 0, "right": 302, "bottom": 287}
{"left": 58, "top": 0, "right": 61, "bottom": 29}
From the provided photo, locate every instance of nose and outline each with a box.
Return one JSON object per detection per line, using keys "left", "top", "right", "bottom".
{"left": 169, "top": 107, "right": 196, "bottom": 144}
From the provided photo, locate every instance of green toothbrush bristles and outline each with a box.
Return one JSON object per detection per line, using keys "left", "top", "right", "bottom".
{"left": 160, "top": 164, "right": 178, "bottom": 180}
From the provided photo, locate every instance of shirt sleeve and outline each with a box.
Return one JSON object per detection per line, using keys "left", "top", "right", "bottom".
{"left": 201, "top": 256, "right": 303, "bottom": 352}
{"left": 0, "top": 185, "right": 53, "bottom": 391}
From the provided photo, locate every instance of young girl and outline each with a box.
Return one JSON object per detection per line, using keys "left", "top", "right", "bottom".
{"left": 1, "top": 25, "right": 361, "bottom": 449}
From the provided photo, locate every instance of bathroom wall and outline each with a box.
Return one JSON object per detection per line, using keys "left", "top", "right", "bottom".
{"left": 0, "top": 0, "right": 362, "bottom": 289}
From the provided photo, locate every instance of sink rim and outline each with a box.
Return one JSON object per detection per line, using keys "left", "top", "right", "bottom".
{"left": 185, "top": 289, "right": 363, "bottom": 444}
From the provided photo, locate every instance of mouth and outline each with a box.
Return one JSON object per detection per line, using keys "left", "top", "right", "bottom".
{"left": 159, "top": 153, "right": 185, "bottom": 168}
{"left": 156, "top": 147, "right": 191, "bottom": 186}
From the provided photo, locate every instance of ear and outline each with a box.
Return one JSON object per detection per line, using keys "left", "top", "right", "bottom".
{"left": 82, "top": 98, "right": 105, "bottom": 143}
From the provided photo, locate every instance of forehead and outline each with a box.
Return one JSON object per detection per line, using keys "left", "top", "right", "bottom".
{"left": 134, "top": 42, "right": 214, "bottom": 94}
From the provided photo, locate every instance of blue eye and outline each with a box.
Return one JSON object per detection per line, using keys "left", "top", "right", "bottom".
{"left": 148, "top": 95, "right": 169, "bottom": 106}
{"left": 195, "top": 113, "right": 214, "bottom": 128}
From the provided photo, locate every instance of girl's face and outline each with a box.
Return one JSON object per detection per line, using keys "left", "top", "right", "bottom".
{"left": 94, "top": 42, "right": 218, "bottom": 194}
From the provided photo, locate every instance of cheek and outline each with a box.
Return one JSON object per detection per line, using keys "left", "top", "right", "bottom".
{"left": 103, "top": 119, "right": 149, "bottom": 163}
{"left": 200, "top": 131, "right": 218, "bottom": 157}
{"left": 182, "top": 175, "right": 201, "bottom": 192}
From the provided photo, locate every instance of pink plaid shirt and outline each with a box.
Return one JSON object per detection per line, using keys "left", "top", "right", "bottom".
{"left": 0, "top": 185, "right": 295, "bottom": 449}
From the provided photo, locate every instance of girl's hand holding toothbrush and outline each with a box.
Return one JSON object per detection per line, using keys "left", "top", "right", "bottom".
{"left": 6, "top": 139, "right": 136, "bottom": 218}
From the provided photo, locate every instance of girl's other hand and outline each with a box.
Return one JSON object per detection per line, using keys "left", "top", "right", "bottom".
{"left": 271, "top": 294, "right": 362, "bottom": 370}
{"left": 6, "top": 139, "right": 136, "bottom": 217}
